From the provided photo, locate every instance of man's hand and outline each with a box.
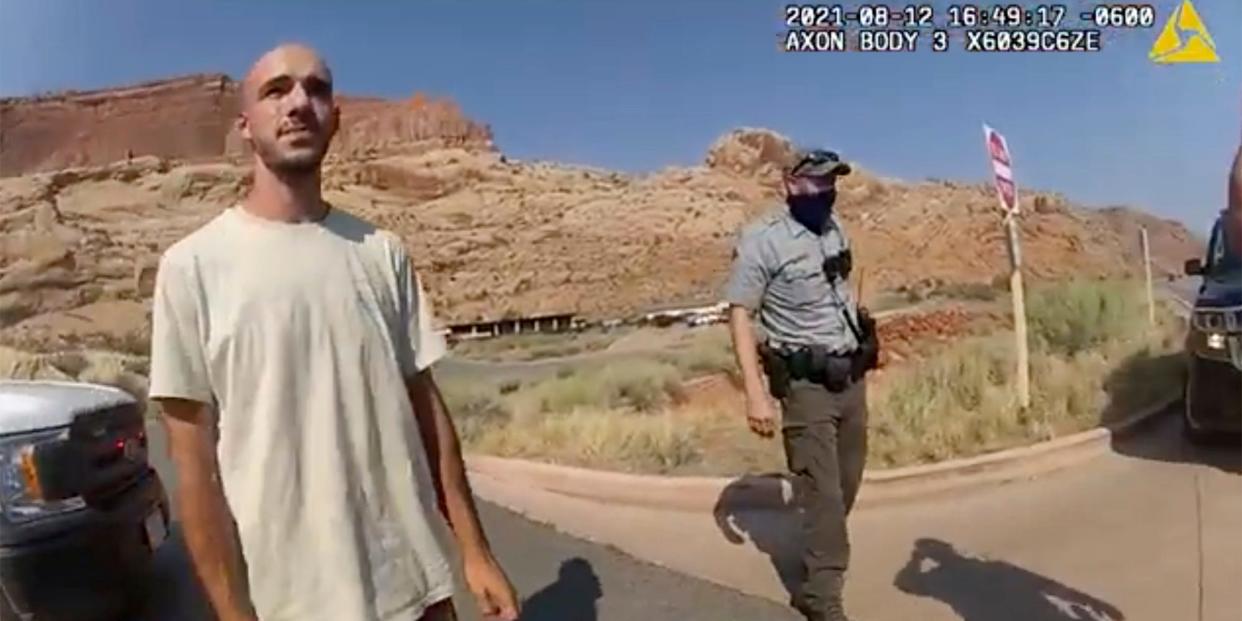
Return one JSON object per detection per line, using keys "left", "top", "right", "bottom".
{"left": 745, "top": 392, "right": 778, "bottom": 438}
{"left": 406, "top": 370, "right": 520, "bottom": 620}
{"left": 464, "top": 552, "right": 520, "bottom": 620}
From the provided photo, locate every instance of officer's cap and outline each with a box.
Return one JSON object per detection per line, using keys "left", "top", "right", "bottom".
{"left": 787, "top": 148, "right": 852, "bottom": 178}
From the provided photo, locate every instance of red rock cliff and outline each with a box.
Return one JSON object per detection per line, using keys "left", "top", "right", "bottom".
{"left": 1, "top": 74, "right": 493, "bottom": 176}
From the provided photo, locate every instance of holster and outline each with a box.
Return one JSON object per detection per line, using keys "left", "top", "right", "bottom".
{"left": 758, "top": 344, "right": 791, "bottom": 400}
{"left": 761, "top": 344, "right": 857, "bottom": 395}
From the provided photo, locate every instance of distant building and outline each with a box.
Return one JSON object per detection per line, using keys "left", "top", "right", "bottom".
{"left": 446, "top": 312, "right": 581, "bottom": 341}
{"left": 638, "top": 301, "right": 729, "bottom": 327}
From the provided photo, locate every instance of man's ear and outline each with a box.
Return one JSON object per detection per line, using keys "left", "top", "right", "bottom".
{"left": 329, "top": 104, "right": 341, "bottom": 141}
{"left": 236, "top": 113, "right": 252, "bottom": 142}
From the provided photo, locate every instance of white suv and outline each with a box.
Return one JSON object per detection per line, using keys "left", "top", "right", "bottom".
{"left": 0, "top": 380, "right": 170, "bottom": 621}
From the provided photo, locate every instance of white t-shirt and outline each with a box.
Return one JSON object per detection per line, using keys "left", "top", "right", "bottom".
{"left": 148, "top": 205, "right": 455, "bottom": 621}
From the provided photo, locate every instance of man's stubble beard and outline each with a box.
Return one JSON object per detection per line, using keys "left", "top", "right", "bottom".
{"left": 254, "top": 137, "right": 330, "bottom": 177}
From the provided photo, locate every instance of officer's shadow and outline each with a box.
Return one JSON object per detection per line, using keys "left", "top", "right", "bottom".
{"left": 712, "top": 475, "right": 805, "bottom": 603}
{"left": 894, "top": 538, "right": 1126, "bottom": 621}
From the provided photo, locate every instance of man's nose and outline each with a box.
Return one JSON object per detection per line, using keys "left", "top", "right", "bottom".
{"left": 284, "top": 83, "right": 312, "bottom": 113}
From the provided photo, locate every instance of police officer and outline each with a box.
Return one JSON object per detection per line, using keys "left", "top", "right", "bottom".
{"left": 724, "top": 148, "right": 878, "bottom": 621}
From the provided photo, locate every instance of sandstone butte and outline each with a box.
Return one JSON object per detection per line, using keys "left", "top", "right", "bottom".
{"left": 0, "top": 74, "right": 1203, "bottom": 347}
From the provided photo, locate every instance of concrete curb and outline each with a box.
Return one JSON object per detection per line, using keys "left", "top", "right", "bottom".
{"left": 465, "top": 394, "right": 1179, "bottom": 513}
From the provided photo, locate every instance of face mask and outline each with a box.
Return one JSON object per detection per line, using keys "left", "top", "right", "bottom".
{"left": 787, "top": 189, "right": 836, "bottom": 234}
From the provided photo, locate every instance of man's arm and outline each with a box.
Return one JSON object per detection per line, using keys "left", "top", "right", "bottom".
{"left": 147, "top": 254, "right": 252, "bottom": 619}
{"left": 405, "top": 369, "right": 489, "bottom": 554}
{"left": 724, "top": 228, "right": 778, "bottom": 438}
{"left": 159, "top": 399, "right": 256, "bottom": 621}
{"left": 730, "top": 305, "right": 777, "bottom": 438}
{"left": 405, "top": 369, "right": 519, "bottom": 620}
{"left": 729, "top": 305, "right": 767, "bottom": 405}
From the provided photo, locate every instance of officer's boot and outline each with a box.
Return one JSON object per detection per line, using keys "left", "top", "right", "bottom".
{"left": 794, "top": 572, "right": 855, "bottom": 621}
{"left": 821, "top": 571, "right": 854, "bottom": 621}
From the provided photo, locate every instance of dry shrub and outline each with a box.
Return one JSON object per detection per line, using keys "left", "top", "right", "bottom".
{"left": 666, "top": 327, "right": 738, "bottom": 380}
{"left": 469, "top": 408, "right": 701, "bottom": 474}
{"left": 0, "top": 346, "right": 73, "bottom": 381}
{"left": 867, "top": 279, "right": 1184, "bottom": 468}
{"left": 439, "top": 380, "right": 512, "bottom": 444}
{"left": 1027, "top": 279, "right": 1147, "bottom": 356}
{"left": 517, "top": 360, "right": 683, "bottom": 414}
{"left": 447, "top": 280, "right": 1186, "bottom": 474}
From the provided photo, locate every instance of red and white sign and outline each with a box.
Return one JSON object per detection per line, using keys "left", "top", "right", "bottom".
{"left": 983, "top": 123, "right": 1018, "bottom": 215}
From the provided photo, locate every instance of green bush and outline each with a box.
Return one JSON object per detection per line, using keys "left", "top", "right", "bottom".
{"left": 469, "top": 409, "right": 702, "bottom": 473}
{"left": 868, "top": 292, "right": 1182, "bottom": 468}
{"left": 870, "top": 334, "right": 1019, "bottom": 465}
{"left": 1026, "top": 280, "right": 1146, "bottom": 356}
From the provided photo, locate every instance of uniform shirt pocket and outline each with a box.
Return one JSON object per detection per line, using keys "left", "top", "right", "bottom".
{"left": 773, "top": 265, "right": 828, "bottom": 307}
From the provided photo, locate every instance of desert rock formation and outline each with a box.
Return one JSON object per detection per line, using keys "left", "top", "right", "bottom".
{"left": 0, "top": 74, "right": 1204, "bottom": 348}
{"left": 1, "top": 74, "right": 493, "bottom": 176}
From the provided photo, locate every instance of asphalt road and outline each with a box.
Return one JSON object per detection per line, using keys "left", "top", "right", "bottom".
{"left": 135, "top": 423, "right": 799, "bottom": 621}
{"left": 471, "top": 401, "right": 1242, "bottom": 621}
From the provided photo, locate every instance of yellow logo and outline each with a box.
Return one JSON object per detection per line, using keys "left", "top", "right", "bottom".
{"left": 1149, "top": 0, "right": 1219, "bottom": 63}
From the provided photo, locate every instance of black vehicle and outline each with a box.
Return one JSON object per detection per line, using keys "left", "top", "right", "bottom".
{"left": 0, "top": 380, "right": 170, "bottom": 621}
{"left": 1182, "top": 213, "right": 1242, "bottom": 441}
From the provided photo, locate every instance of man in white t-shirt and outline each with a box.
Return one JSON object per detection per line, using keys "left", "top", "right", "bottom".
{"left": 149, "top": 43, "right": 520, "bottom": 621}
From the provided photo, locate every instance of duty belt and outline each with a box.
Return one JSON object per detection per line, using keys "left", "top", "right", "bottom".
{"left": 772, "top": 345, "right": 859, "bottom": 381}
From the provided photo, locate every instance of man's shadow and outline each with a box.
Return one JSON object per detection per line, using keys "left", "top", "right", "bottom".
{"left": 894, "top": 538, "right": 1126, "bottom": 621}
{"left": 712, "top": 475, "right": 804, "bottom": 604}
{"left": 520, "top": 558, "right": 602, "bottom": 621}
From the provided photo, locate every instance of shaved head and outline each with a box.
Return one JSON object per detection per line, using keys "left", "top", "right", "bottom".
{"left": 237, "top": 43, "right": 338, "bottom": 176}
{"left": 242, "top": 43, "right": 333, "bottom": 106}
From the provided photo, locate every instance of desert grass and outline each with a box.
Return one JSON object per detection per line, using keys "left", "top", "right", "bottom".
{"left": 845, "top": 279, "right": 1183, "bottom": 467}
{"left": 449, "top": 329, "right": 626, "bottom": 362}
{"left": 507, "top": 359, "right": 686, "bottom": 415}
{"left": 469, "top": 408, "right": 702, "bottom": 473}
{"left": 656, "top": 326, "right": 740, "bottom": 381}
{"left": 447, "top": 279, "right": 1187, "bottom": 475}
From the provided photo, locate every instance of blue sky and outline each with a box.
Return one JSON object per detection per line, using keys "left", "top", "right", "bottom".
{"left": 1, "top": 0, "right": 1238, "bottom": 232}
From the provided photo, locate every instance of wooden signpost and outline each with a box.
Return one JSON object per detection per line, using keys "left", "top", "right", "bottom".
{"left": 1141, "top": 226, "right": 1156, "bottom": 327}
{"left": 983, "top": 124, "right": 1031, "bottom": 409}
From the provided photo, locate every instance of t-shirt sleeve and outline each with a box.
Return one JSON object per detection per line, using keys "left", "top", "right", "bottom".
{"left": 395, "top": 253, "right": 448, "bottom": 377}
{"left": 148, "top": 254, "right": 214, "bottom": 405}
{"left": 723, "top": 231, "right": 769, "bottom": 310}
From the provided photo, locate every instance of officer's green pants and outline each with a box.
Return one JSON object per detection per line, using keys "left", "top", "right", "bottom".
{"left": 780, "top": 378, "right": 868, "bottom": 616}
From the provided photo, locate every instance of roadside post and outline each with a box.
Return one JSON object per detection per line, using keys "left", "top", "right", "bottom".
{"left": 1140, "top": 226, "right": 1156, "bottom": 328}
{"left": 983, "top": 124, "right": 1031, "bottom": 409}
